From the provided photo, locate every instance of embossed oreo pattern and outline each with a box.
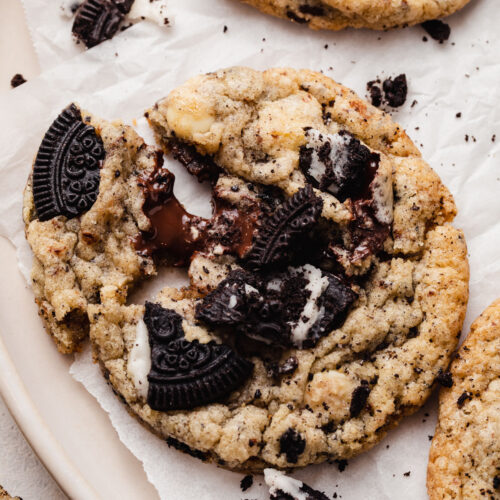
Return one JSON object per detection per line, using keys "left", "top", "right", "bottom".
{"left": 144, "top": 302, "right": 253, "bottom": 411}
{"left": 32, "top": 104, "right": 104, "bottom": 221}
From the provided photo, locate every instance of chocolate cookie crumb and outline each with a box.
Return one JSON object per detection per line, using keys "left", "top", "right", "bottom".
{"left": 336, "top": 459, "right": 348, "bottom": 472}
{"left": 367, "top": 80, "right": 383, "bottom": 107}
{"left": 494, "top": 476, "right": 500, "bottom": 490}
{"left": 349, "top": 381, "right": 371, "bottom": 417}
{"left": 382, "top": 74, "right": 408, "bottom": 108}
{"left": 404, "top": 471, "right": 411, "bottom": 477}
{"left": 223, "top": 25, "right": 228, "bottom": 33}
{"left": 421, "top": 20, "right": 451, "bottom": 43}
{"left": 240, "top": 474, "right": 253, "bottom": 491}
{"left": 456, "top": 112, "right": 462, "bottom": 118}
{"left": 457, "top": 391, "right": 472, "bottom": 408}
{"left": 436, "top": 369, "right": 453, "bottom": 388}
{"left": 10, "top": 73, "right": 26, "bottom": 88}
{"left": 279, "top": 428, "right": 306, "bottom": 463}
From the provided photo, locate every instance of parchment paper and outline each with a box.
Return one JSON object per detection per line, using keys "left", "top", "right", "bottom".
{"left": 2, "top": 0, "right": 500, "bottom": 498}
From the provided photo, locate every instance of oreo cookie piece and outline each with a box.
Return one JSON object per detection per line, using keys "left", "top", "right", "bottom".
{"left": 421, "top": 20, "right": 451, "bottom": 43}
{"left": 264, "top": 468, "right": 330, "bottom": 500}
{"left": 299, "top": 130, "right": 377, "bottom": 201}
{"left": 245, "top": 185, "right": 323, "bottom": 270}
{"left": 382, "top": 74, "right": 408, "bottom": 108}
{"left": 195, "top": 264, "right": 357, "bottom": 349}
{"left": 144, "top": 302, "right": 253, "bottom": 411}
{"left": 32, "top": 103, "right": 104, "bottom": 221}
{"left": 72, "top": 0, "right": 134, "bottom": 48}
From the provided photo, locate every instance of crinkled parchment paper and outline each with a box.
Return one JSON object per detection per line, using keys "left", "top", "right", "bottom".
{"left": 2, "top": 0, "right": 500, "bottom": 498}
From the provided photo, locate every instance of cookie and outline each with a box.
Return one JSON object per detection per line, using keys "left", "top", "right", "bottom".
{"left": 84, "top": 67, "right": 469, "bottom": 471}
{"left": 23, "top": 103, "right": 158, "bottom": 353}
{"left": 427, "top": 300, "right": 500, "bottom": 499}
{"left": 239, "top": 0, "right": 471, "bottom": 31}
{"left": 0, "top": 486, "right": 21, "bottom": 500}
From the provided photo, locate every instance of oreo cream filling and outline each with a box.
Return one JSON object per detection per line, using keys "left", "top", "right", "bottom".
{"left": 264, "top": 469, "right": 308, "bottom": 500}
{"left": 279, "top": 265, "right": 329, "bottom": 347}
{"left": 127, "top": 318, "right": 151, "bottom": 399}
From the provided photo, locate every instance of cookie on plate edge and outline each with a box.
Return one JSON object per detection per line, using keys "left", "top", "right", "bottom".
{"left": 427, "top": 299, "right": 500, "bottom": 500}
{"left": 85, "top": 67, "right": 470, "bottom": 471}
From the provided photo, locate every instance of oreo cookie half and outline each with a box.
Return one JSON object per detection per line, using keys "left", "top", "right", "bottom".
{"left": 144, "top": 302, "right": 253, "bottom": 411}
{"left": 245, "top": 185, "right": 323, "bottom": 270}
{"left": 72, "top": 0, "right": 134, "bottom": 48}
{"left": 32, "top": 104, "right": 104, "bottom": 221}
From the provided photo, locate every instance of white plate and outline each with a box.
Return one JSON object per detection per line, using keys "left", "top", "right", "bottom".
{"left": 0, "top": 237, "right": 159, "bottom": 500}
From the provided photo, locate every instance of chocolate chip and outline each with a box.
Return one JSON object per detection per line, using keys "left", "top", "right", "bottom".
{"left": 436, "top": 369, "right": 453, "bottom": 388}
{"left": 279, "top": 428, "right": 306, "bottom": 463}
{"left": 72, "top": 0, "right": 134, "bottom": 48}
{"left": 457, "top": 391, "right": 472, "bottom": 408}
{"left": 10, "top": 73, "right": 26, "bottom": 88}
{"left": 145, "top": 302, "right": 253, "bottom": 411}
{"left": 382, "top": 74, "right": 408, "bottom": 108}
{"left": 349, "top": 381, "right": 371, "bottom": 417}
{"left": 421, "top": 20, "right": 451, "bottom": 43}
{"left": 240, "top": 475, "right": 253, "bottom": 492}
{"left": 246, "top": 185, "right": 323, "bottom": 270}
{"left": 33, "top": 103, "right": 103, "bottom": 221}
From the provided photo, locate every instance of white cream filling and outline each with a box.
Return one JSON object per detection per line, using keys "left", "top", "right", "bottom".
{"left": 264, "top": 469, "right": 308, "bottom": 500}
{"left": 228, "top": 294, "right": 237, "bottom": 308}
{"left": 288, "top": 264, "right": 329, "bottom": 346}
{"left": 244, "top": 283, "right": 259, "bottom": 295}
{"left": 370, "top": 168, "right": 393, "bottom": 225}
{"left": 127, "top": 318, "right": 151, "bottom": 400}
{"left": 128, "top": 0, "right": 170, "bottom": 26}
{"left": 305, "top": 130, "right": 351, "bottom": 194}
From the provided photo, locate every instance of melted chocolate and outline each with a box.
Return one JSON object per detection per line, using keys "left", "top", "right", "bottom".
{"left": 135, "top": 155, "right": 259, "bottom": 265}
{"left": 134, "top": 159, "right": 207, "bottom": 265}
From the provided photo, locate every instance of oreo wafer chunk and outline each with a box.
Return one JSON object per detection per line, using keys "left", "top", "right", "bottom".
{"left": 144, "top": 302, "right": 253, "bottom": 411}
{"left": 245, "top": 185, "right": 323, "bottom": 270}
{"left": 33, "top": 104, "right": 104, "bottom": 221}
{"left": 72, "top": 0, "right": 134, "bottom": 48}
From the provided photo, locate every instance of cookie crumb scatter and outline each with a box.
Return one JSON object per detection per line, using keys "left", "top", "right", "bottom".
{"left": 492, "top": 134, "right": 496, "bottom": 142}
{"left": 223, "top": 25, "right": 228, "bottom": 33}
{"left": 403, "top": 471, "right": 411, "bottom": 477}
{"left": 465, "top": 134, "right": 469, "bottom": 142}
{"left": 240, "top": 474, "right": 253, "bottom": 492}
{"left": 428, "top": 435, "right": 434, "bottom": 441}
{"left": 456, "top": 112, "right": 462, "bottom": 118}
{"left": 10, "top": 73, "right": 26, "bottom": 88}
{"left": 422, "top": 36, "right": 428, "bottom": 42}
{"left": 421, "top": 20, "right": 451, "bottom": 43}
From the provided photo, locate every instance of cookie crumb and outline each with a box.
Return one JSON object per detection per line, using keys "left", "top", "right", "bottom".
{"left": 336, "top": 459, "right": 348, "bottom": 472}
{"left": 223, "top": 25, "right": 228, "bottom": 33}
{"left": 457, "top": 391, "right": 472, "bottom": 408}
{"left": 456, "top": 112, "right": 462, "bottom": 118}
{"left": 403, "top": 471, "right": 411, "bottom": 477}
{"left": 240, "top": 474, "right": 253, "bottom": 492}
{"left": 421, "top": 20, "right": 451, "bottom": 43}
{"left": 10, "top": 73, "right": 26, "bottom": 88}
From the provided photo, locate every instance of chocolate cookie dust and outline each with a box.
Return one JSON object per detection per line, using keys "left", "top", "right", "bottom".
{"left": 134, "top": 154, "right": 259, "bottom": 265}
{"left": 367, "top": 74, "right": 408, "bottom": 108}
{"left": 72, "top": 0, "right": 135, "bottom": 48}
{"left": 421, "top": 20, "right": 451, "bottom": 43}
{"left": 10, "top": 73, "right": 26, "bottom": 88}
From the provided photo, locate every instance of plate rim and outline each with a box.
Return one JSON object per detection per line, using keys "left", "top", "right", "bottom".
{"left": 0, "top": 334, "right": 99, "bottom": 500}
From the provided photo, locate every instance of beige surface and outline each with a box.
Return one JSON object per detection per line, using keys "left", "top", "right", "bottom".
{"left": 0, "top": 2, "right": 159, "bottom": 499}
